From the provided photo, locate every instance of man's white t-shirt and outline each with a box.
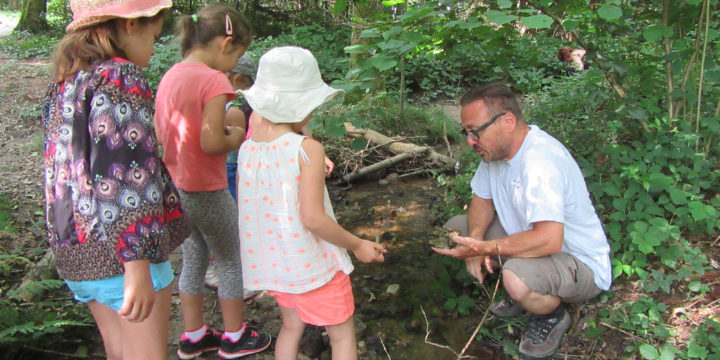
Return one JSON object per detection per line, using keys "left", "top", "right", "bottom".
{"left": 470, "top": 125, "right": 611, "bottom": 290}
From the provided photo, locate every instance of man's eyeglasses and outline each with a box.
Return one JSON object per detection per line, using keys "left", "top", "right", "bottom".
{"left": 460, "top": 112, "right": 507, "bottom": 141}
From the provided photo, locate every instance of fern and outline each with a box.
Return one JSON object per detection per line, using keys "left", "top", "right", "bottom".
{"left": 0, "top": 254, "right": 30, "bottom": 273}
{"left": 0, "top": 319, "right": 90, "bottom": 343}
{"left": 0, "top": 253, "right": 93, "bottom": 348}
{"left": 7, "top": 279, "right": 65, "bottom": 300}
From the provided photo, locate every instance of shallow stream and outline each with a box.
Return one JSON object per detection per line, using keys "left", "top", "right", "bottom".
{"left": 331, "top": 176, "right": 508, "bottom": 359}
{"left": 167, "top": 175, "right": 510, "bottom": 359}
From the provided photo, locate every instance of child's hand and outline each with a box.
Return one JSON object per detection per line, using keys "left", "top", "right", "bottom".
{"left": 117, "top": 260, "right": 155, "bottom": 322}
{"left": 352, "top": 239, "right": 387, "bottom": 263}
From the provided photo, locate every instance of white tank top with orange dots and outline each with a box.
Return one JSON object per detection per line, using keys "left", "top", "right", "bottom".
{"left": 236, "top": 132, "right": 354, "bottom": 294}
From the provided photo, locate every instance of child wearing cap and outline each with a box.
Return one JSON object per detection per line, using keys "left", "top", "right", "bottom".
{"left": 44, "top": 0, "right": 189, "bottom": 359}
{"left": 203, "top": 54, "right": 257, "bottom": 291}
{"left": 236, "top": 46, "right": 387, "bottom": 360}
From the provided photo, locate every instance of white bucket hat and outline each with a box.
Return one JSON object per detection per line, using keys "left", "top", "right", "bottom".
{"left": 238, "top": 46, "right": 344, "bottom": 124}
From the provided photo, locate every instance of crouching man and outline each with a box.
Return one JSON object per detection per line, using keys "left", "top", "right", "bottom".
{"left": 433, "top": 84, "right": 611, "bottom": 360}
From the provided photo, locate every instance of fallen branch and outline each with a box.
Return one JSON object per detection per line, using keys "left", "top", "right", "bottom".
{"left": 340, "top": 123, "right": 455, "bottom": 183}
{"left": 342, "top": 148, "right": 428, "bottom": 183}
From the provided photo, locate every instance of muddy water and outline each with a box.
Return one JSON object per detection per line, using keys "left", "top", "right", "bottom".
{"left": 334, "top": 176, "right": 507, "bottom": 360}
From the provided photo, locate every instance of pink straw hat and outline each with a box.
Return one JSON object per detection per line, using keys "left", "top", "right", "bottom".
{"left": 67, "top": 0, "right": 172, "bottom": 32}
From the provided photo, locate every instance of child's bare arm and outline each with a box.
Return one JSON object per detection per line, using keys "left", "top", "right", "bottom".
{"left": 225, "top": 105, "right": 246, "bottom": 129}
{"left": 298, "top": 139, "right": 385, "bottom": 263}
{"left": 200, "top": 95, "right": 243, "bottom": 155}
{"left": 117, "top": 259, "right": 154, "bottom": 322}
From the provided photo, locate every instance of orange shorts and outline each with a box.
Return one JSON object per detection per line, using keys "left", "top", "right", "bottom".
{"left": 268, "top": 271, "right": 355, "bottom": 326}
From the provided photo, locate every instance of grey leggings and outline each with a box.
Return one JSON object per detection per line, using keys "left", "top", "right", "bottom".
{"left": 177, "top": 189, "right": 243, "bottom": 300}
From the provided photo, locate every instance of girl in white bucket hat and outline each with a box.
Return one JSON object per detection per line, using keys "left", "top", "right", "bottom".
{"left": 236, "top": 46, "right": 387, "bottom": 359}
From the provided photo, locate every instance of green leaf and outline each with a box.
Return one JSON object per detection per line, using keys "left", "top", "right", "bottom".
{"left": 498, "top": 0, "right": 513, "bottom": 9}
{"left": 639, "top": 343, "right": 659, "bottom": 359}
{"left": 668, "top": 188, "right": 688, "bottom": 205}
{"left": 686, "top": 342, "right": 708, "bottom": 358}
{"left": 633, "top": 221, "right": 648, "bottom": 233}
{"left": 684, "top": 0, "right": 702, "bottom": 4}
{"left": 643, "top": 25, "right": 664, "bottom": 42}
{"left": 459, "top": 19, "right": 484, "bottom": 30}
{"left": 485, "top": 10, "right": 518, "bottom": 25}
{"left": 324, "top": 123, "right": 346, "bottom": 138}
{"left": 351, "top": 138, "right": 366, "bottom": 151}
{"left": 444, "top": 297, "right": 457, "bottom": 309}
{"left": 377, "top": 39, "right": 407, "bottom": 51}
{"left": 659, "top": 343, "right": 676, "bottom": 360}
{"left": 333, "top": 0, "right": 347, "bottom": 15}
{"left": 562, "top": 19, "right": 580, "bottom": 31}
{"left": 688, "top": 201, "right": 707, "bottom": 221}
{"left": 368, "top": 54, "right": 397, "bottom": 71}
{"left": 521, "top": 15, "right": 553, "bottom": 29}
{"left": 344, "top": 44, "right": 372, "bottom": 55}
{"left": 597, "top": 5, "right": 622, "bottom": 21}
{"left": 359, "top": 29, "right": 380, "bottom": 38}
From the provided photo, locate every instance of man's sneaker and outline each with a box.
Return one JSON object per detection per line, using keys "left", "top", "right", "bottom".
{"left": 519, "top": 306, "right": 572, "bottom": 359}
{"left": 218, "top": 326, "right": 272, "bottom": 359}
{"left": 489, "top": 297, "right": 526, "bottom": 318}
{"left": 177, "top": 327, "right": 222, "bottom": 359}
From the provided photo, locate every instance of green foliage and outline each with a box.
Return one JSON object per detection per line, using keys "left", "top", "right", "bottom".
{"left": 338, "top": 2, "right": 569, "bottom": 102}
{"left": 0, "top": 31, "right": 59, "bottom": 59}
{"left": 0, "top": 195, "right": 17, "bottom": 233}
{"left": 0, "top": 255, "right": 91, "bottom": 350}
{"left": 251, "top": 24, "right": 350, "bottom": 83}
{"left": 46, "top": 0, "right": 72, "bottom": 30}
{"left": 428, "top": 256, "right": 478, "bottom": 316}
{"left": 313, "top": 93, "right": 461, "bottom": 146}
{"left": 591, "top": 297, "right": 720, "bottom": 360}
{"left": 146, "top": 36, "right": 182, "bottom": 91}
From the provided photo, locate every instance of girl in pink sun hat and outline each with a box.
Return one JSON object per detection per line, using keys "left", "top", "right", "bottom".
{"left": 45, "top": 0, "right": 189, "bottom": 359}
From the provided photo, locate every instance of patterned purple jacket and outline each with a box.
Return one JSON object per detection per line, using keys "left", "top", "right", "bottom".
{"left": 43, "top": 58, "right": 189, "bottom": 281}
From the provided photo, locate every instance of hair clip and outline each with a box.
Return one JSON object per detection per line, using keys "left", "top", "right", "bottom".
{"left": 191, "top": 14, "right": 198, "bottom": 23}
{"left": 225, "top": 13, "right": 232, "bottom": 36}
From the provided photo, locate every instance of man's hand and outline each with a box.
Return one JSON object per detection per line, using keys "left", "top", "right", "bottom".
{"left": 464, "top": 256, "right": 495, "bottom": 283}
{"left": 432, "top": 232, "right": 490, "bottom": 259}
{"left": 117, "top": 260, "right": 155, "bottom": 322}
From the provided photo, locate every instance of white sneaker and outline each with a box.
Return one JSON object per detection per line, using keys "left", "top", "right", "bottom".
{"left": 204, "top": 263, "right": 219, "bottom": 289}
{"left": 205, "top": 263, "right": 260, "bottom": 301}
{"left": 243, "top": 289, "right": 259, "bottom": 301}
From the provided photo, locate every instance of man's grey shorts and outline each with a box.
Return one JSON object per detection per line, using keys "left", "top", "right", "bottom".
{"left": 444, "top": 214, "right": 601, "bottom": 303}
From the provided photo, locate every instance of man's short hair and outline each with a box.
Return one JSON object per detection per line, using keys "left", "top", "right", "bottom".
{"left": 460, "top": 84, "right": 524, "bottom": 122}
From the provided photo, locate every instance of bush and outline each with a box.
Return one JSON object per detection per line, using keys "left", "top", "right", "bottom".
{"left": 0, "top": 31, "right": 59, "bottom": 59}
{"left": 250, "top": 24, "right": 350, "bottom": 83}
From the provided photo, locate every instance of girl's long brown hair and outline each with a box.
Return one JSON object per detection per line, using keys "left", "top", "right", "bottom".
{"left": 51, "top": 11, "right": 166, "bottom": 84}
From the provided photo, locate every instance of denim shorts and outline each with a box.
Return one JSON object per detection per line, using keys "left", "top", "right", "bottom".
{"left": 65, "top": 261, "right": 174, "bottom": 311}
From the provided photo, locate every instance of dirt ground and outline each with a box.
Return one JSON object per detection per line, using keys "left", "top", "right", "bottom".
{"left": 2, "top": 33, "right": 719, "bottom": 359}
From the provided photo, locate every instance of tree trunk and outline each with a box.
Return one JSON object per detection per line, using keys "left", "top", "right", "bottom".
{"left": 349, "top": 0, "right": 383, "bottom": 69}
{"left": 15, "top": 0, "right": 47, "bottom": 33}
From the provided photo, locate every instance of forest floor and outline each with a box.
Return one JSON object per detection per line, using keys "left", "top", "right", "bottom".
{"left": 1, "top": 46, "right": 719, "bottom": 360}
